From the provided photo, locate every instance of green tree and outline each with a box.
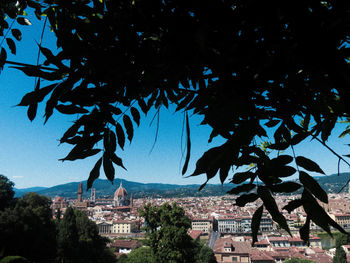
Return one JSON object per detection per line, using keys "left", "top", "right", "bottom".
{"left": 1, "top": 0, "right": 350, "bottom": 243}
{"left": 336, "top": 233, "right": 350, "bottom": 248}
{"left": 140, "top": 203, "right": 216, "bottom": 263}
{"left": 0, "top": 193, "right": 56, "bottom": 263}
{"left": 56, "top": 207, "right": 116, "bottom": 263}
{"left": 333, "top": 247, "right": 347, "bottom": 263}
{"left": 123, "top": 247, "right": 153, "bottom": 263}
{"left": 195, "top": 243, "right": 217, "bottom": 263}
{"left": 0, "top": 175, "right": 15, "bottom": 211}
{"left": 284, "top": 258, "right": 315, "bottom": 263}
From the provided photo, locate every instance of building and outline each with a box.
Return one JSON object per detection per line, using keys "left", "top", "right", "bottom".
{"left": 191, "top": 217, "right": 214, "bottom": 233}
{"left": 114, "top": 182, "right": 130, "bottom": 207}
{"left": 97, "top": 222, "right": 113, "bottom": 234}
{"left": 214, "top": 237, "right": 251, "bottom": 263}
{"left": 112, "top": 220, "right": 138, "bottom": 234}
{"left": 110, "top": 239, "right": 141, "bottom": 254}
{"left": 218, "top": 217, "right": 240, "bottom": 233}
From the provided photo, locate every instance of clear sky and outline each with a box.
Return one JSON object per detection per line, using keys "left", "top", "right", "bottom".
{"left": 1, "top": 11, "right": 350, "bottom": 189}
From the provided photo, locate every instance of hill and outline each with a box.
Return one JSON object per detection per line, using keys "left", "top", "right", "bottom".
{"left": 15, "top": 179, "right": 232, "bottom": 199}
{"left": 14, "top": 173, "right": 350, "bottom": 199}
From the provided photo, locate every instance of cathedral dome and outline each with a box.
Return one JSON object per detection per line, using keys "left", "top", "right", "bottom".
{"left": 114, "top": 182, "right": 128, "bottom": 198}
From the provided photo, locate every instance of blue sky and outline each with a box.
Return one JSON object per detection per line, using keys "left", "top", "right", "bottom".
{"left": 1, "top": 11, "right": 350, "bottom": 189}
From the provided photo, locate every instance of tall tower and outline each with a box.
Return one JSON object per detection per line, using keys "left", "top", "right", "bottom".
{"left": 130, "top": 193, "right": 133, "bottom": 208}
{"left": 77, "top": 183, "right": 83, "bottom": 202}
{"left": 91, "top": 188, "right": 96, "bottom": 203}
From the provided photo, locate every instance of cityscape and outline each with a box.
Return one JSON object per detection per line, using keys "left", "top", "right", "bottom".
{"left": 46, "top": 180, "right": 350, "bottom": 263}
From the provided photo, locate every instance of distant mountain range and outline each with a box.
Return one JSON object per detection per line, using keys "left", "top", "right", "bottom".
{"left": 14, "top": 172, "right": 350, "bottom": 199}
{"left": 14, "top": 179, "right": 232, "bottom": 199}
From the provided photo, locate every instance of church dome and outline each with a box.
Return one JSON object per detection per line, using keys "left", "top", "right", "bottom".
{"left": 114, "top": 182, "right": 128, "bottom": 198}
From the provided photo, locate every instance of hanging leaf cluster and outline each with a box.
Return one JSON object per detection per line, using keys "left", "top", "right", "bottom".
{"left": 1, "top": 0, "right": 350, "bottom": 242}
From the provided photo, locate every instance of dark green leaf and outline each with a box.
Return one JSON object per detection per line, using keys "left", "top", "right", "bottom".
{"left": 271, "top": 155, "right": 293, "bottom": 166}
{"left": 17, "top": 17, "right": 32, "bottom": 26}
{"left": 27, "top": 103, "right": 37, "bottom": 121}
{"left": 276, "top": 166, "right": 297, "bottom": 178}
{"left": 257, "top": 186, "right": 291, "bottom": 235}
{"left": 296, "top": 156, "right": 325, "bottom": 174}
{"left": 283, "top": 199, "right": 304, "bottom": 213}
{"left": 17, "top": 83, "right": 57, "bottom": 106}
{"left": 111, "top": 153, "right": 127, "bottom": 170}
{"left": 264, "top": 119, "right": 280, "bottom": 128}
{"left": 252, "top": 205, "right": 263, "bottom": 246}
{"left": 60, "top": 148, "right": 101, "bottom": 161}
{"left": 235, "top": 193, "right": 258, "bottom": 207}
{"left": 115, "top": 123, "right": 125, "bottom": 150}
{"left": 103, "top": 129, "right": 116, "bottom": 154}
{"left": 182, "top": 113, "right": 191, "bottom": 175}
{"left": 299, "top": 217, "right": 310, "bottom": 245}
{"left": 87, "top": 157, "right": 102, "bottom": 190}
{"left": 227, "top": 184, "right": 256, "bottom": 195}
{"left": 6, "top": 38, "right": 16, "bottom": 55}
{"left": 219, "top": 164, "right": 230, "bottom": 184}
{"left": 11, "top": 29, "right": 22, "bottom": 41}
{"left": 123, "top": 114, "right": 133, "bottom": 143}
{"left": 198, "top": 180, "right": 208, "bottom": 191}
{"left": 55, "top": 104, "right": 89, "bottom": 114}
{"left": 138, "top": 99, "right": 148, "bottom": 114}
{"left": 0, "top": 48, "right": 7, "bottom": 70}
{"left": 231, "top": 172, "right": 255, "bottom": 184}
{"left": 103, "top": 153, "right": 115, "bottom": 182}
{"left": 299, "top": 171, "right": 328, "bottom": 203}
{"left": 130, "top": 107, "right": 140, "bottom": 126}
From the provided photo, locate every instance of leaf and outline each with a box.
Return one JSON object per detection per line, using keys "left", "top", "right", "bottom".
{"left": 227, "top": 184, "right": 256, "bottom": 195}
{"left": 60, "top": 148, "right": 101, "bottom": 161}
{"left": 103, "top": 153, "right": 115, "bottom": 182}
{"left": 87, "top": 157, "right": 102, "bottom": 190}
{"left": 257, "top": 186, "right": 291, "bottom": 235}
{"left": 138, "top": 99, "right": 148, "bottom": 114}
{"left": 296, "top": 156, "right": 325, "bottom": 174}
{"left": 251, "top": 205, "right": 263, "bottom": 246}
{"left": 123, "top": 114, "right": 134, "bottom": 143}
{"left": 130, "top": 107, "right": 140, "bottom": 126}
{"left": 6, "top": 38, "right": 16, "bottom": 54}
{"left": 291, "top": 132, "right": 309, "bottom": 145}
{"left": 103, "top": 129, "right": 116, "bottom": 155}
{"left": 17, "top": 17, "right": 32, "bottom": 26}
{"left": 276, "top": 166, "right": 297, "bottom": 178}
{"left": 182, "top": 113, "right": 191, "bottom": 175}
{"left": 17, "top": 83, "right": 57, "bottom": 106}
{"left": 264, "top": 119, "right": 280, "bottom": 128}
{"left": 11, "top": 29, "right": 22, "bottom": 41}
{"left": 283, "top": 199, "right": 304, "bottom": 213}
{"left": 55, "top": 104, "right": 89, "bottom": 114}
{"left": 219, "top": 164, "right": 230, "bottom": 184}
{"left": 115, "top": 123, "right": 125, "bottom": 150}
{"left": 269, "top": 182, "right": 302, "bottom": 193}
{"left": 198, "top": 180, "right": 208, "bottom": 191}
{"left": 271, "top": 155, "right": 293, "bottom": 166}
{"left": 299, "top": 217, "right": 310, "bottom": 245}
{"left": 27, "top": 103, "right": 37, "bottom": 121}
{"left": 111, "top": 153, "right": 127, "bottom": 170}
{"left": 235, "top": 193, "right": 258, "bottom": 207}
{"left": 299, "top": 171, "right": 328, "bottom": 203}
{"left": 0, "top": 48, "right": 7, "bottom": 70}
{"left": 231, "top": 172, "right": 255, "bottom": 184}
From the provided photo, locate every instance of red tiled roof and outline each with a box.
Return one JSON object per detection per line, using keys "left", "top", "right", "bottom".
{"left": 214, "top": 238, "right": 251, "bottom": 254}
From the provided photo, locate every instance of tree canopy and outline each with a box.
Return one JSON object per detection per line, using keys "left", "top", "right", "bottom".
{"left": 1, "top": 0, "right": 350, "bottom": 243}
{"left": 139, "top": 203, "right": 217, "bottom": 263}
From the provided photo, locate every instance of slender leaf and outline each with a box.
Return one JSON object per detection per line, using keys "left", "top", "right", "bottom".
{"left": 87, "top": 157, "right": 102, "bottom": 190}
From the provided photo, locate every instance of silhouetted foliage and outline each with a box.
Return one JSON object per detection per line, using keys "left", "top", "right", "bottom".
{"left": 0, "top": 256, "right": 30, "bottom": 263}
{"left": 0, "top": 175, "right": 15, "bottom": 211}
{"left": 57, "top": 206, "right": 116, "bottom": 263}
{"left": 1, "top": 0, "right": 350, "bottom": 243}
{"left": 333, "top": 247, "right": 347, "bottom": 263}
{"left": 140, "top": 203, "right": 217, "bottom": 263}
{"left": 0, "top": 192, "right": 56, "bottom": 263}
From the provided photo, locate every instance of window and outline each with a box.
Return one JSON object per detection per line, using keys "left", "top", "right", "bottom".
{"left": 232, "top": 257, "right": 237, "bottom": 262}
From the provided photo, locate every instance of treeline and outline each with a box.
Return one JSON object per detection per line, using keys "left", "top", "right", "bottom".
{"left": 0, "top": 175, "right": 115, "bottom": 263}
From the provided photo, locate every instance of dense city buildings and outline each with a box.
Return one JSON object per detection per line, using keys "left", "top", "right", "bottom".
{"left": 51, "top": 184, "right": 350, "bottom": 262}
